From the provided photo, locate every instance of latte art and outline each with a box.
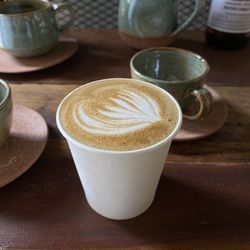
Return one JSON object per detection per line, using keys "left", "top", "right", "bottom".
{"left": 73, "top": 90, "right": 161, "bottom": 135}
{"left": 59, "top": 79, "right": 178, "bottom": 151}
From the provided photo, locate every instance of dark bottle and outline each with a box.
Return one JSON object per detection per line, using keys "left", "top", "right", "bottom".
{"left": 205, "top": 0, "right": 250, "bottom": 49}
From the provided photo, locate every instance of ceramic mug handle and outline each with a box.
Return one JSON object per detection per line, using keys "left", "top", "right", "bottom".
{"left": 171, "top": 0, "right": 206, "bottom": 37}
{"left": 183, "top": 88, "right": 213, "bottom": 120}
{"left": 53, "top": 3, "right": 74, "bottom": 32}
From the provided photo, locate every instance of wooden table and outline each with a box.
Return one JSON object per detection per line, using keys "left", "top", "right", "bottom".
{"left": 0, "top": 30, "right": 249, "bottom": 250}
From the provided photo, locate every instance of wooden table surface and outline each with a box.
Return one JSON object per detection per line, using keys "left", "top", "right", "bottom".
{"left": 0, "top": 30, "right": 250, "bottom": 250}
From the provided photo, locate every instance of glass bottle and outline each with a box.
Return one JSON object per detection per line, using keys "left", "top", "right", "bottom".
{"left": 205, "top": 0, "right": 250, "bottom": 49}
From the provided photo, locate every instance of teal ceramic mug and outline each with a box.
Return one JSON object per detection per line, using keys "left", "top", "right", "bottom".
{"left": 118, "top": 0, "right": 206, "bottom": 49}
{"left": 130, "top": 47, "right": 212, "bottom": 120}
{"left": 0, "top": 0, "right": 73, "bottom": 57}
{"left": 0, "top": 79, "right": 12, "bottom": 147}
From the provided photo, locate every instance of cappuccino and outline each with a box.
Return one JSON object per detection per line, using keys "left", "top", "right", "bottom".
{"left": 58, "top": 79, "right": 178, "bottom": 151}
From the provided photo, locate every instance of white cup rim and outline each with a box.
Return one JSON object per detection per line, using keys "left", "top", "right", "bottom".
{"left": 56, "top": 78, "right": 182, "bottom": 155}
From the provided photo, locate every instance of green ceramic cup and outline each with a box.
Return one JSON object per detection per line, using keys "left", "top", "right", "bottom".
{"left": 130, "top": 47, "right": 212, "bottom": 120}
{"left": 118, "top": 0, "right": 206, "bottom": 49}
{"left": 0, "top": 79, "right": 12, "bottom": 147}
{"left": 0, "top": 0, "right": 73, "bottom": 57}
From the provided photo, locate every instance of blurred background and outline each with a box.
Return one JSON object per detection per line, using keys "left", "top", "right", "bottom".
{"left": 56, "top": 0, "right": 211, "bottom": 30}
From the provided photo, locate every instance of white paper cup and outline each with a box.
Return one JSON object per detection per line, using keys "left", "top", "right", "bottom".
{"left": 56, "top": 78, "right": 182, "bottom": 220}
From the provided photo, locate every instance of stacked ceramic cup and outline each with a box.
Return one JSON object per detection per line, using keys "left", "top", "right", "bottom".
{"left": 0, "top": 80, "right": 12, "bottom": 148}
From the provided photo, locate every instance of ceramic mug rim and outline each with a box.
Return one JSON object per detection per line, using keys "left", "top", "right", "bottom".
{"left": 130, "top": 47, "right": 210, "bottom": 85}
{"left": 0, "top": 0, "right": 52, "bottom": 17}
{"left": 0, "top": 79, "right": 11, "bottom": 110}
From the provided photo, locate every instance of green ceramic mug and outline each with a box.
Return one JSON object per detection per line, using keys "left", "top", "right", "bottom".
{"left": 0, "top": 0, "right": 73, "bottom": 57}
{"left": 130, "top": 47, "right": 212, "bottom": 120}
{"left": 118, "top": 0, "right": 206, "bottom": 49}
{"left": 0, "top": 79, "right": 12, "bottom": 147}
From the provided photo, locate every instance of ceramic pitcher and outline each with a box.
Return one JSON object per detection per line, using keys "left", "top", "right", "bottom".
{"left": 118, "top": 0, "right": 206, "bottom": 49}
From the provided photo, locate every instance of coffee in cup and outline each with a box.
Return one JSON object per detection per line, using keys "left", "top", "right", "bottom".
{"left": 0, "top": 0, "right": 73, "bottom": 57}
{"left": 57, "top": 78, "right": 182, "bottom": 219}
{"left": 0, "top": 79, "right": 12, "bottom": 147}
{"left": 0, "top": 1, "right": 45, "bottom": 14}
{"left": 59, "top": 79, "right": 179, "bottom": 151}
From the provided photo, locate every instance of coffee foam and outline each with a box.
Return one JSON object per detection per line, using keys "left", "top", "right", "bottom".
{"left": 59, "top": 79, "right": 178, "bottom": 151}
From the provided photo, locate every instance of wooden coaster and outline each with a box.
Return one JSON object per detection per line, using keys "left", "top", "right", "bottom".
{"left": 0, "top": 105, "right": 48, "bottom": 188}
{"left": 0, "top": 37, "right": 78, "bottom": 73}
{"left": 174, "top": 86, "right": 228, "bottom": 141}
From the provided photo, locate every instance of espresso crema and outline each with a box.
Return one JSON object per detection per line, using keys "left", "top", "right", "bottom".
{"left": 59, "top": 79, "right": 178, "bottom": 151}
